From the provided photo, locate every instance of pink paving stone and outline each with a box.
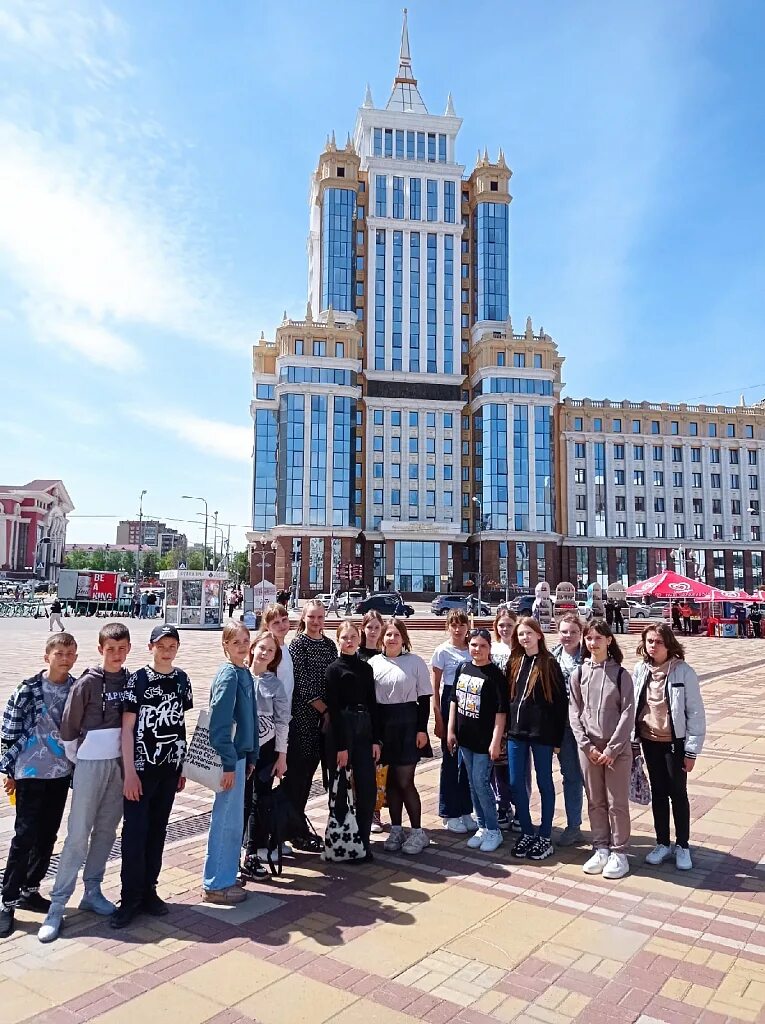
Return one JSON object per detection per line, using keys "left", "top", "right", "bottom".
{"left": 32, "top": 1012, "right": 82, "bottom": 1024}
{"left": 371, "top": 981, "right": 419, "bottom": 1012}
{"left": 405, "top": 992, "right": 445, "bottom": 1018}
{"left": 301, "top": 957, "right": 349, "bottom": 983}
{"left": 79, "top": 993, "right": 127, "bottom": 1020}
{"left": 498, "top": 976, "right": 549, "bottom": 1001}
{"left": 616, "top": 986, "right": 654, "bottom": 1014}
{"left": 452, "top": 1009, "right": 499, "bottom": 1024}
{"left": 152, "top": 958, "right": 198, "bottom": 981}
{"left": 696, "top": 1011, "right": 728, "bottom": 1024}
{"left": 644, "top": 995, "right": 703, "bottom": 1023}
{"left": 557, "top": 969, "right": 607, "bottom": 997}
{"left": 574, "top": 1004, "right": 635, "bottom": 1024}
{"left": 421, "top": 1001, "right": 461, "bottom": 1024}
{"left": 614, "top": 966, "right": 667, "bottom": 994}
{"left": 513, "top": 955, "right": 549, "bottom": 978}
{"left": 347, "top": 973, "right": 385, "bottom": 997}
{"left": 672, "top": 959, "right": 728, "bottom": 988}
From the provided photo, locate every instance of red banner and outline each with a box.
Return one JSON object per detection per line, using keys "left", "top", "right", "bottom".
{"left": 89, "top": 572, "right": 118, "bottom": 601}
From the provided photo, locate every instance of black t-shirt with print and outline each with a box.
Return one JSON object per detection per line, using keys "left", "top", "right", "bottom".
{"left": 123, "top": 666, "right": 194, "bottom": 773}
{"left": 450, "top": 661, "right": 509, "bottom": 754}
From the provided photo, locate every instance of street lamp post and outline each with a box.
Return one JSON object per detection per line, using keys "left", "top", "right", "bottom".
{"left": 212, "top": 511, "right": 219, "bottom": 569}
{"left": 182, "top": 495, "right": 208, "bottom": 569}
{"left": 252, "top": 535, "right": 278, "bottom": 612}
{"left": 472, "top": 495, "right": 483, "bottom": 615}
{"left": 136, "top": 489, "right": 147, "bottom": 600}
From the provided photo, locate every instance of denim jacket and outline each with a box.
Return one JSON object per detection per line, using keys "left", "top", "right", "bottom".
{"left": 208, "top": 663, "right": 259, "bottom": 772}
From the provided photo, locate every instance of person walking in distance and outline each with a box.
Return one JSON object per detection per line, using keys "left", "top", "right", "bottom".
{"left": 550, "top": 613, "right": 586, "bottom": 847}
{"left": 569, "top": 620, "right": 635, "bottom": 880}
{"left": 48, "top": 597, "right": 64, "bottom": 633}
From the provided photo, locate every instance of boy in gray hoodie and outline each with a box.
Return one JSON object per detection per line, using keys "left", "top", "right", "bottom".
{"left": 569, "top": 620, "right": 635, "bottom": 880}
{"left": 38, "top": 622, "right": 131, "bottom": 942}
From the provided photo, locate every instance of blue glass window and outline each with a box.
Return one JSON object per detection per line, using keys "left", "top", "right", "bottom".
{"left": 394, "top": 541, "right": 441, "bottom": 593}
{"left": 373, "top": 128, "right": 382, "bottom": 156}
{"left": 444, "top": 465, "right": 453, "bottom": 480}
{"left": 409, "top": 232, "right": 420, "bottom": 371}
{"left": 427, "top": 233, "right": 437, "bottom": 372}
{"left": 375, "top": 175, "right": 387, "bottom": 217}
{"left": 255, "top": 384, "right": 274, "bottom": 400}
{"left": 253, "top": 409, "right": 277, "bottom": 530}
{"left": 392, "top": 177, "right": 404, "bottom": 219}
{"left": 374, "top": 229, "right": 385, "bottom": 370}
{"left": 535, "top": 406, "right": 554, "bottom": 531}
{"left": 416, "top": 132, "right": 425, "bottom": 160}
{"left": 475, "top": 378, "right": 554, "bottom": 396}
{"left": 391, "top": 489, "right": 400, "bottom": 505}
{"left": 444, "top": 181, "right": 455, "bottom": 223}
{"left": 443, "top": 235, "right": 454, "bottom": 373}
{"left": 406, "top": 131, "right": 415, "bottom": 160}
{"left": 384, "top": 129, "right": 393, "bottom": 157}
{"left": 392, "top": 230, "right": 403, "bottom": 370}
{"left": 277, "top": 394, "right": 304, "bottom": 526}
{"left": 321, "top": 188, "right": 355, "bottom": 312}
{"left": 438, "top": 134, "right": 447, "bottom": 162}
{"left": 474, "top": 202, "right": 509, "bottom": 322}
{"left": 427, "top": 179, "right": 438, "bottom": 221}
{"left": 395, "top": 129, "right": 404, "bottom": 159}
{"left": 409, "top": 178, "right": 421, "bottom": 220}
{"left": 309, "top": 395, "right": 327, "bottom": 526}
{"left": 332, "top": 396, "right": 354, "bottom": 527}
{"left": 514, "top": 404, "right": 529, "bottom": 530}
{"left": 279, "top": 366, "right": 356, "bottom": 386}
{"left": 427, "top": 133, "right": 436, "bottom": 162}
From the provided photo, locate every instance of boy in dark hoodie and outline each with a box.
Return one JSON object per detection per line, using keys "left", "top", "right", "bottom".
{"left": 37, "top": 623, "right": 131, "bottom": 942}
{"left": 0, "top": 632, "right": 79, "bottom": 938}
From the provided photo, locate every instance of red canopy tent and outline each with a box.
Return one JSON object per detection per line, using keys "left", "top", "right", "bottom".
{"left": 707, "top": 587, "right": 756, "bottom": 603}
{"left": 625, "top": 571, "right": 715, "bottom": 601}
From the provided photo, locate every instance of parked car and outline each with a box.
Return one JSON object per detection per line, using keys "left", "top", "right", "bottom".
{"left": 313, "top": 593, "right": 333, "bottom": 608}
{"left": 354, "top": 592, "right": 414, "bottom": 617}
{"left": 630, "top": 602, "right": 670, "bottom": 619}
{"left": 431, "top": 594, "right": 491, "bottom": 616}
{"left": 508, "top": 594, "right": 535, "bottom": 616}
{"left": 338, "top": 590, "right": 366, "bottom": 608}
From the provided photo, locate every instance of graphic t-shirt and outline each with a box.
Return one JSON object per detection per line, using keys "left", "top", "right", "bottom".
{"left": 123, "top": 666, "right": 193, "bottom": 772}
{"left": 451, "top": 661, "right": 509, "bottom": 754}
{"left": 14, "top": 675, "right": 75, "bottom": 779}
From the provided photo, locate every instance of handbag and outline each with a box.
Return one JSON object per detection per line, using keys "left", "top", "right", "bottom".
{"left": 323, "top": 766, "right": 366, "bottom": 862}
{"left": 182, "top": 709, "right": 225, "bottom": 792}
{"left": 629, "top": 754, "right": 651, "bottom": 806}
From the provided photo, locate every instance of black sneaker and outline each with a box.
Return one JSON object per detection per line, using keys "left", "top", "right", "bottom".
{"left": 510, "top": 818, "right": 523, "bottom": 834}
{"left": 512, "top": 834, "right": 535, "bottom": 858}
{"left": 142, "top": 891, "right": 169, "bottom": 917}
{"left": 291, "top": 834, "right": 324, "bottom": 853}
{"left": 0, "top": 906, "right": 14, "bottom": 939}
{"left": 497, "top": 810, "right": 511, "bottom": 831}
{"left": 240, "top": 854, "right": 268, "bottom": 880}
{"left": 528, "top": 835, "right": 555, "bottom": 861}
{"left": 109, "top": 902, "right": 141, "bottom": 930}
{"left": 18, "top": 890, "right": 50, "bottom": 913}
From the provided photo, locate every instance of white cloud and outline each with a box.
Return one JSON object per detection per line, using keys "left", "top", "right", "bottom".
{"left": 126, "top": 406, "right": 252, "bottom": 464}
{"left": 45, "top": 320, "right": 143, "bottom": 373}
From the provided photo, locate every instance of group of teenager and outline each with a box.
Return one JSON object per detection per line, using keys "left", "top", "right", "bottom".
{"left": 0, "top": 598, "right": 706, "bottom": 941}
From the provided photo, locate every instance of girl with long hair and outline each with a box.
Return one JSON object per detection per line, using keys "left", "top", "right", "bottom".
{"left": 370, "top": 619, "right": 432, "bottom": 855}
{"left": 506, "top": 616, "right": 568, "bottom": 861}
{"left": 633, "top": 623, "right": 706, "bottom": 871}
{"left": 550, "top": 612, "right": 586, "bottom": 847}
{"left": 263, "top": 603, "right": 294, "bottom": 704}
{"left": 431, "top": 610, "right": 475, "bottom": 834}
{"left": 569, "top": 620, "right": 635, "bottom": 880}
{"left": 358, "top": 610, "right": 386, "bottom": 833}
{"left": 202, "top": 623, "right": 258, "bottom": 905}
{"left": 324, "top": 621, "right": 381, "bottom": 858}
{"left": 490, "top": 606, "right": 519, "bottom": 830}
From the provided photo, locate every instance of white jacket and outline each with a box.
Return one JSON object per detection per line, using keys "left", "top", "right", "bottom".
{"left": 632, "top": 659, "right": 706, "bottom": 759}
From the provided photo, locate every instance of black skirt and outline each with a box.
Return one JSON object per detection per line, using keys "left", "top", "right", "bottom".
{"left": 379, "top": 702, "right": 433, "bottom": 766}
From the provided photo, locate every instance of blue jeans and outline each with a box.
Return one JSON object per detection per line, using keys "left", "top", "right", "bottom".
{"left": 459, "top": 749, "right": 497, "bottom": 831}
{"left": 203, "top": 758, "right": 246, "bottom": 891}
{"left": 557, "top": 724, "right": 584, "bottom": 829}
{"left": 438, "top": 688, "right": 474, "bottom": 819}
{"left": 507, "top": 739, "right": 555, "bottom": 838}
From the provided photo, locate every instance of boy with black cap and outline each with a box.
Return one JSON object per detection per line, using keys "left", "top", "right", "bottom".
{"left": 111, "top": 624, "right": 193, "bottom": 929}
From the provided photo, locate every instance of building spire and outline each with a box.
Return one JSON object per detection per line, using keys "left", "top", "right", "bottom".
{"left": 386, "top": 9, "right": 428, "bottom": 113}
{"left": 445, "top": 91, "right": 456, "bottom": 116}
{"left": 399, "top": 8, "right": 412, "bottom": 71}
{"left": 363, "top": 82, "right": 374, "bottom": 108}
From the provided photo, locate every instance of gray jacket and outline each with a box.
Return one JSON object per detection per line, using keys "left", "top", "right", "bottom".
{"left": 632, "top": 660, "right": 706, "bottom": 759}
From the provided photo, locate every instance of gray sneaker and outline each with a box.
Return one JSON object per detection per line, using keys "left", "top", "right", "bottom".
{"left": 79, "top": 889, "right": 116, "bottom": 916}
{"left": 402, "top": 828, "right": 430, "bottom": 855}
{"left": 383, "top": 826, "right": 405, "bottom": 852}
{"left": 558, "top": 826, "right": 585, "bottom": 847}
{"left": 38, "top": 905, "right": 65, "bottom": 943}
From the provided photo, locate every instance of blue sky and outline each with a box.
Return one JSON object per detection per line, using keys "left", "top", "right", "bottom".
{"left": 1, "top": 1, "right": 763, "bottom": 546}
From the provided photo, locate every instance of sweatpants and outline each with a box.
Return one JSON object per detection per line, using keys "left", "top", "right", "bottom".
{"left": 50, "top": 758, "right": 123, "bottom": 908}
{"left": 579, "top": 750, "right": 631, "bottom": 853}
{"left": 2, "top": 776, "right": 71, "bottom": 906}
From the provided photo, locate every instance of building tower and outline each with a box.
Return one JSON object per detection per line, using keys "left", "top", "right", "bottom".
{"left": 250, "top": 13, "right": 563, "bottom": 597}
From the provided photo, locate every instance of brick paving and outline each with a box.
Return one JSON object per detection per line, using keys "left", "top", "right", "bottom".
{"left": 0, "top": 616, "right": 764, "bottom": 1023}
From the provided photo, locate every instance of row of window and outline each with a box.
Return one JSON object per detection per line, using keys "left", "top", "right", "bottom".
{"left": 371, "top": 436, "right": 455, "bottom": 454}
{"left": 374, "top": 175, "right": 457, "bottom": 223}
{"left": 371, "top": 410, "right": 453, "bottom": 428}
{"left": 576, "top": 494, "right": 761, "bottom": 515}
{"left": 475, "top": 377, "right": 553, "bottom": 396}
{"left": 279, "top": 367, "right": 356, "bottom": 386}
{"left": 369, "top": 489, "right": 452, "bottom": 507}
{"left": 574, "top": 442, "right": 758, "bottom": 464}
{"left": 574, "top": 548, "right": 764, "bottom": 590}
{"left": 496, "top": 352, "right": 543, "bottom": 369}
{"left": 574, "top": 520, "right": 761, "bottom": 541}
{"left": 574, "top": 467, "right": 759, "bottom": 489}
{"left": 572, "top": 415, "right": 756, "bottom": 439}
{"left": 373, "top": 128, "right": 449, "bottom": 163}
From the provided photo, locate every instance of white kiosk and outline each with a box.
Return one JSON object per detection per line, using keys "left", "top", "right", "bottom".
{"left": 160, "top": 569, "right": 229, "bottom": 629}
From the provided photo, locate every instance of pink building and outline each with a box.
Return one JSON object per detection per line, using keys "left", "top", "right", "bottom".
{"left": 0, "top": 480, "right": 74, "bottom": 581}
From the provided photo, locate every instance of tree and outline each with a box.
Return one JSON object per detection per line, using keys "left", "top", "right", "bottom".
{"left": 186, "top": 550, "right": 204, "bottom": 570}
{"left": 231, "top": 551, "right": 249, "bottom": 583}
{"left": 159, "top": 548, "right": 183, "bottom": 572}
{"left": 141, "top": 552, "right": 159, "bottom": 578}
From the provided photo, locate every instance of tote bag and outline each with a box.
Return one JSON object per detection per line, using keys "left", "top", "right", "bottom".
{"left": 629, "top": 755, "right": 652, "bottom": 806}
{"left": 182, "top": 709, "right": 225, "bottom": 792}
{"left": 323, "top": 767, "right": 366, "bottom": 862}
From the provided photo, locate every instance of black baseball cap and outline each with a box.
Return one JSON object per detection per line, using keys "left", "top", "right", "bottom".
{"left": 149, "top": 625, "right": 180, "bottom": 644}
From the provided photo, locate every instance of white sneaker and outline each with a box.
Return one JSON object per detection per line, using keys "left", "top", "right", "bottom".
{"left": 645, "top": 843, "right": 674, "bottom": 866}
{"left": 479, "top": 829, "right": 504, "bottom": 853}
{"left": 675, "top": 846, "right": 693, "bottom": 871}
{"left": 582, "top": 848, "right": 610, "bottom": 875}
{"left": 461, "top": 814, "right": 479, "bottom": 832}
{"left": 602, "top": 852, "right": 630, "bottom": 879}
{"left": 402, "top": 828, "right": 430, "bottom": 855}
{"left": 467, "top": 827, "right": 488, "bottom": 849}
{"left": 445, "top": 816, "right": 468, "bottom": 833}
{"left": 38, "top": 905, "right": 64, "bottom": 943}
{"left": 383, "top": 826, "right": 405, "bottom": 852}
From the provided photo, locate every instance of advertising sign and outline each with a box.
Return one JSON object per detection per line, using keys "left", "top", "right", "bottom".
{"left": 89, "top": 572, "right": 118, "bottom": 602}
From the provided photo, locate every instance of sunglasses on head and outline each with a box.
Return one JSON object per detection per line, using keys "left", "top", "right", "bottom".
{"left": 469, "top": 628, "right": 492, "bottom": 642}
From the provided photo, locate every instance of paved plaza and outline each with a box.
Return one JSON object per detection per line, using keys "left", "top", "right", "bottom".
{"left": 0, "top": 616, "right": 764, "bottom": 1024}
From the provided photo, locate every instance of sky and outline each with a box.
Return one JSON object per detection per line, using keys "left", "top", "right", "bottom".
{"left": 1, "top": 0, "right": 764, "bottom": 548}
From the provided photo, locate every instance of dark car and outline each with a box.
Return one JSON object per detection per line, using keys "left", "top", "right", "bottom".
{"left": 431, "top": 594, "right": 491, "bottom": 616}
{"left": 507, "top": 594, "right": 535, "bottom": 616}
{"left": 353, "top": 592, "right": 414, "bottom": 617}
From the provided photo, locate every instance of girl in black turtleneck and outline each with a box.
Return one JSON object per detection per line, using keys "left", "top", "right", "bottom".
{"left": 324, "top": 620, "right": 381, "bottom": 856}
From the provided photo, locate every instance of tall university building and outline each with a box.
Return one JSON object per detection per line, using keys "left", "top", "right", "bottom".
{"left": 250, "top": 15, "right": 765, "bottom": 597}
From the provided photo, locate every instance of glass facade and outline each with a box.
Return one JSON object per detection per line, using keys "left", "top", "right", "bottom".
{"left": 375, "top": 174, "right": 387, "bottom": 217}
{"left": 515, "top": 541, "right": 529, "bottom": 587}
{"left": 482, "top": 403, "right": 508, "bottom": 530}
{"left": 332, "top": 397, "right": 354, "bottom": 527}
{"left": 309, "top": 395, "right": 327, "bottom": 525}
{"left": 427, "top": 233, "right": 437, "bottom": 372}
{"left": 374, "top": 229, "right": 385, "bottom": 370}
{"left": 392, "top": 230, "right": 403, "bottom": 370}
{"left": 594, "top": 442, "right": 606, "bottom": 537}
{"left": 280, "top": 366, "right": 356, "bottom": 386}
{"left": 427, "top": 179, "right": 438, "bottom": 221}
{"left": 409, "top": 177, "right": 421, "bottom": 220}
{"left": 477, "top": 378, "right": 553, "bottom": 396}
{"left": 513, "top": 404, "right": 529, "bottom": 530}
{"left": 309, "top": 536, "right": 324, "bottom": 589}
{"left": 409, "top": 232, "right": 420, "bottom": 371}
{"left": 474, "top": 202, "right": 509, "bottom": 322}
{"left": 534, "top": 406, "right": 553, "bottom": 531}
{"left": 444, "top": 180, "right": 455, "bottom": 223}
{"left": 394, "top": 541, "right": 441, "bottom": 592}
{"left": 576, "top": 546, "right": 589, "bottom": 586}
{"left": 253, "top": 409, "right": 277, "bottom": 530}
{"left": 277, "top": 394, "right": 304, "bottom": 526}
{"left": 321, "top": 188, "right": 355, "bottom": 312}
{"left": 635, "top": 548, "right": 648, "bottom": 581}
{"left": 443, "top": 234, "right": 454, "bottom": 373}
{"left": 392, "top": 176, "right": 404, "bottom": 219}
